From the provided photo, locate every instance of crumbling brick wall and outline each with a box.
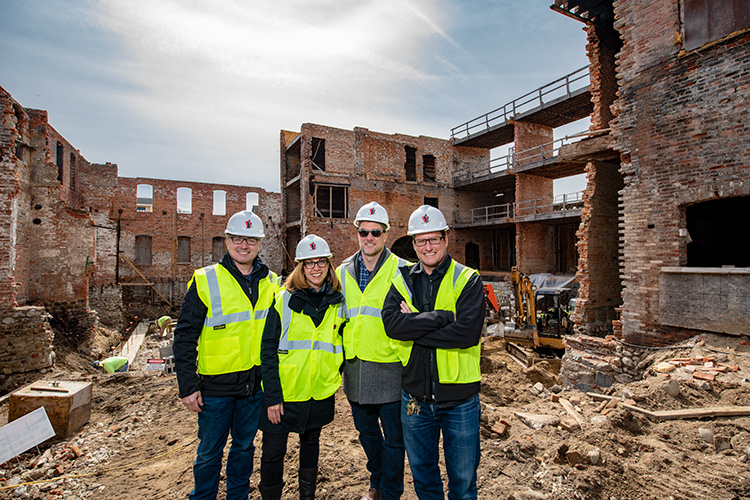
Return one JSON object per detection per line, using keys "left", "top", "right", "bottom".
{"left": 281, "top": 124, "right": 492, "bottom": 272}
{"left": 0, "top": 306, "right": 55, "bottom": 376}
{"left": 114, "top": 177, "right": 282, "bottom": 305}
{"left": 612, "top": 0, "right": 750, "bottom": 345}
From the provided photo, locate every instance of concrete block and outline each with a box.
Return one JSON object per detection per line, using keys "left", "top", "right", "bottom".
{"left": 9, "top": 381, "right": 92, "bottom": 438}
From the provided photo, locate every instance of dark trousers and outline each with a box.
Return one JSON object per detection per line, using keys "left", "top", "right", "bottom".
{"left": 260, "top": 427, "right": 322, "bottom": 487}
{"left": 349, "top": 399, "right": 405, "bottom": 500}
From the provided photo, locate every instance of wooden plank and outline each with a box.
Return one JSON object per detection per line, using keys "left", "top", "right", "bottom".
{"left": 118, "top": 252, "right": 172, "bottom": 307}
{"left": 559, "top": 398, "right": 587, "bottom": 429}
{"left": 621, "top": 403, "right": 750, "bottom": 421}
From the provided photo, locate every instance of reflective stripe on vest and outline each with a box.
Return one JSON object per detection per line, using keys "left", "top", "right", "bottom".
{"left": 192, "top": 264, "right": 280, "bottom": 375}
{"left": 389, "top": 260, "right": 481, "bottom": 384}
{"left": 338, "top": 254, "right": 409, "bottom": 362}
{"left": 275, "top": 289, "right": 344, "bottom": 402}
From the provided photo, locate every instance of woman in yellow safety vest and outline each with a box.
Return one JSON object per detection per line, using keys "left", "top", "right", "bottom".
{"left": 258, "top": 234, "right": 345, "bottom": 500}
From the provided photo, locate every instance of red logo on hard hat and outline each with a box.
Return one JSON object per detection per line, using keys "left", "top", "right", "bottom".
{"left": 369, "top": 207, "right": 376, "bottom": 215}
{"left": 422, "top": 214, "right": 430, "bottom": 224}
{"left": 310, "top": 242, "right": 317, "bottom": 250}
{"left": 245, "top": 220, "right": 252, "bottom": 229}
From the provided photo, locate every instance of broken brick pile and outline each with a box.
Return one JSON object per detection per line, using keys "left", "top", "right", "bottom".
{"left": 560, "top": 334, "right": 648, "bottom": 391}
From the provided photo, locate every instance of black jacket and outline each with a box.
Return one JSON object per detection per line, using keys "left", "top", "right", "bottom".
{"left": 259, "top": 283, "right": 345, "bottom": 434}
{"left": 173, "top": 253, "right": 272, "bottom": 399}
{"left": 381, "top": 255, "right": 484, "bottom": 404}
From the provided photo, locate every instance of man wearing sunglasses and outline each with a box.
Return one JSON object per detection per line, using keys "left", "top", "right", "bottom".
{"left": 174, "top": 210, "right": 280, "bottom": 500}
{"left": 382, "top": 205, "right": 484, "bottom": 500}
{"left": 337, "top": 202, "right": 410, "bottom": 500}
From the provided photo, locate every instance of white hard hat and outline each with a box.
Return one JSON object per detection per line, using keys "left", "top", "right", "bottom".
{"left": 225, "top": 210, "right": 265, "bottom": 238}
{"left": 354, "top": 201, "right": 390, "bottom": 231}
{"left": 407, "top": 205, "right": 449, "bottom": 235}
{"left": 295, "top": 234, "right": 333, "bottom": 261}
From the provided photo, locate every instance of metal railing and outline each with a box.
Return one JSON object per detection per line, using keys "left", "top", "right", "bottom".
{"left": 515, "top": 190, "right": 584, "bottom": 219}
{"left": 451, "top": 66, "right": 590, "bottom": 142}
{"left": 453, "top": 149, "right": 514, "bottom": 185}
{"left": 514, "top": 130, "right": 588, "bottom": 169}
{"left": 455, "top": 203, "right": 515, "bottom": 225}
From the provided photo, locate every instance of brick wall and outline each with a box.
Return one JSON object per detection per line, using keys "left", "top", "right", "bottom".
{"left": 0, "top": 306, "right": 54, "bottom": 375}
{"left": 612, "top": 0, "right": 750, "bottom": 344}
{"left": 114, "top": 177, "right": 282, "bottom": 304}
{"left": 281, "top": 124, "right": 492, "bottom": 272}
{"left": 573, "top": 160, "right": 623, "bottom": 335}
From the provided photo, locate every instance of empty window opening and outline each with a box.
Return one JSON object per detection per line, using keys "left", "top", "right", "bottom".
{"left": 424, "top": 197, "right": 439, "bottom": 209}
{"left": 136, "top": 184, "right": 153, "bottom": 213}
{"left": 686, "top": 196, "right": 749, "bottom": 267}
{"left": 405, "top": 146, "right": 416, "bottom": 181}
{"left": 69, "top": 153, "right": 76, "bottom": 190}
{"left": 423, "top": 154, "right": 436, "bottom": 182}
{"left": 177, "top": 187, "right": 192, "bottom": 214}
{"left": 465, "top": 242, "right": 480, "bottom": 270}
{"left": 213, "top": 190, "right": 227, "bottom": 216}
{"left": 313, "top": 184, "right": 348, "bottom": 219}
{"left": 246, "top": 192, "right": 259, "bottom": 213}
{"left": 135, "top": 235, "right": 152, "bottom": 266}
{"left": 311, "top": 137, "right": 326, "bottom": 171}
{"left": 212, "top": 236, "right": 226, "bottom": 262}
{"left": 56, "top": 142, "right": 64, "bottom": 183}
{"left": 391, "top": 235, "right": 417, "bottom": 261}
{"left": 177, "top": 236, "right": 191, "bottom": 263}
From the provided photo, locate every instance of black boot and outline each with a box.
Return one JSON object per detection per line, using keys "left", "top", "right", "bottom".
{"left": 258, "top": 482, "right": 284, "bottom": 500}
{"left": 298, "top": 468, "right": 317, "bottom": 500}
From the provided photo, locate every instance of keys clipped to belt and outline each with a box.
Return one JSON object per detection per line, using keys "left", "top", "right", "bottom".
{"left": 406, "top": 395, "right": 420, "bottom": 416}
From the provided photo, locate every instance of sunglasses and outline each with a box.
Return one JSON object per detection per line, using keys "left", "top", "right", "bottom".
{"left": 358, "top": 229, "right": 383, "bottom": 238}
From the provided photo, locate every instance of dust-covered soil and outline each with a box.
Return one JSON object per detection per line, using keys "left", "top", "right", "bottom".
{"left": 2, "top": 326, "right": 750, "bottom": 500}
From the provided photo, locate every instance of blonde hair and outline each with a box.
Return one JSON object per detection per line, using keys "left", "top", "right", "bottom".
{"left": 284, "top": 258, "right": 341, "bottom": 293}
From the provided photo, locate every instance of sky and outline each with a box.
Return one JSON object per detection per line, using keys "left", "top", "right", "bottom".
{"left": 0, "top": 0, "right": 590, "bottom": 194}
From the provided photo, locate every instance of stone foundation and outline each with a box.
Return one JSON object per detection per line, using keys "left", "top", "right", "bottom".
{"left": 560, "top": 334, "right": 648, "bottom": 391}
{"left": 0, "top": 306, "right": 55, "bottom": 374}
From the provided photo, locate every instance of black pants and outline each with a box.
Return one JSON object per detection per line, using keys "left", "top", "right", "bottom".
{"left": 260, "top": 427, "right": 322, "bottom": 487}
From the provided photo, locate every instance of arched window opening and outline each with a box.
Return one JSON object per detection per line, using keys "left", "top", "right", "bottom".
{"left": 177, "top": 187, "right": 192, "bottom": 214}
{"left": 465, "top": 242, "right": 480, "bottom": 270}
{"left": 135, "top": 235, "right": 152, "bottom": 266}
{"left": 136, "top": 184, "right": 153, "bottom": 212}
{"left": 391, "top": 235, "right": 417, "bottom": 261}
{"left": 213, "top": 190, "right": 227, "bottom": 216}
{"left": 177, "top": 236, "right": 191, "bottom": 263}
{"left": 56, "top": 142, "right": 64, "bottom": 183}
{"left": 212, "top": 236, "right": 226, "bottom": 262}
{"left": 246, "top": 192, "right": 259, "bottom": 213}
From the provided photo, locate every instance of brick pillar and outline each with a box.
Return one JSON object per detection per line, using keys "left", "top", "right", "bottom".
{"left": 585, "top": 23, "right": 621, "bottom": 130}
{"left": 514, "top": 121, "right": 554, "bottom": 273}
{"left": 573, "top": 160, "right": 623, "bottom": 336}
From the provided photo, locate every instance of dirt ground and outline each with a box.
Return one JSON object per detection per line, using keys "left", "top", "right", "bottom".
{"left": 2, "top": 324, "right": 750, "bottom": 500}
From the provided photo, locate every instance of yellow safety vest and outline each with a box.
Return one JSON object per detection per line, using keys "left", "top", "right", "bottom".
{"left": 191, "top": 264, "right": 280, "bottom": 375}
{"left": 390, "top": 260, "right": 481, "bottom": 384}
{"left": 338, "top": 253, "right": 410, "bottom": 362}
{"left": 274, "top": 289, "right": 345, "bottom": 402}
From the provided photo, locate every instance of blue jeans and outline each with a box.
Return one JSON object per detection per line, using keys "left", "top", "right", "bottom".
{"left": 190, "top": 393, "right": 263, "bottom": 500}
{"left": 401, "top": 391, "right": 480, "bottom": 500}
{"left": 349, "top": 399, "right": 405, "bottom": 500}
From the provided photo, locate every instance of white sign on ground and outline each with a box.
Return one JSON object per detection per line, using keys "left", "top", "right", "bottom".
{"left": 0, "top": 407, "right": 55, "bottom": 464}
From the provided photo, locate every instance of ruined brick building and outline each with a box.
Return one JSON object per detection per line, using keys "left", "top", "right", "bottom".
{"left": 2, "top": 0, "right": 748, "bottom": 384}
{"left": 0, "top": 85, "right": 281, "bottom": 378}
{"left": 281, "top": 0, "right": 749, "bottom": 366}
